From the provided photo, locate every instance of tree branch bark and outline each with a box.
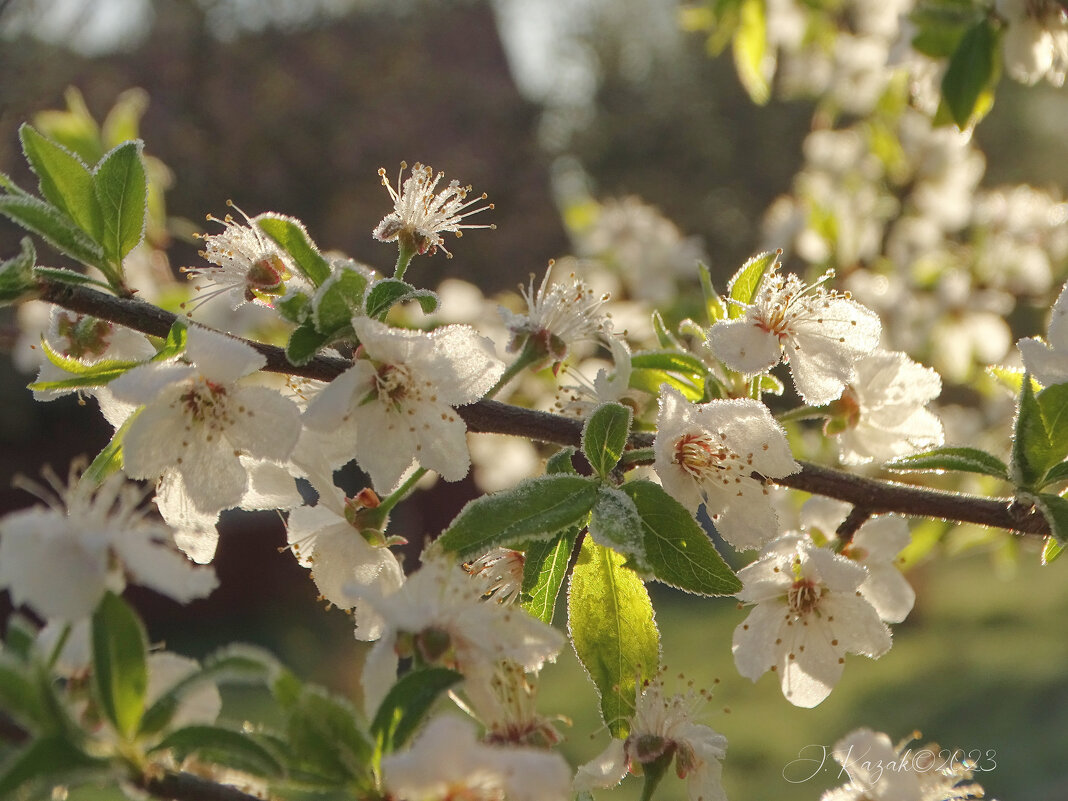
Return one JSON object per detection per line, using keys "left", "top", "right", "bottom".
{"left": 32, "top": 278, "right": 1052, "bottom": 538}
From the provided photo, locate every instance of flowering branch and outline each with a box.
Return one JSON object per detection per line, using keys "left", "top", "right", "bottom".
{"left": 33, "top": 277, "right": 1052, "bottom": 539}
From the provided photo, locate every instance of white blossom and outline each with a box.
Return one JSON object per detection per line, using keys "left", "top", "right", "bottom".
{"left": 574, "top": 676, "right": 728, "bottom": 801}
{"left": 109, "top": 325, "right": 303, "bottom": 517}
{"left": 822, "top": 728, "right": 987, "bottom": 801}
{"left": 302, "top": 317, "right": 504, "bottom": 492}
{"left": 381, "top": 715, "right": 571, "bottom": 801}
{"left": 0, "top": 467, "right": 217, "bottom": 622}
{"left": 654, "top": 385, "right": 798, "bottom": 550}
{"left": 831, "top": 349, "right": 944, "bottom": 465}
{"left": 1019, "top": 279, "right": 1068, "bottom": 386}
{"left": 464, "top": 547, "right": 526, "bottom": 605}
{"left": 800, "top": 498, "right": 916, "bottom": 623}
{"left": 373, "top": 162, "right": 494, "bottom": 257}
{"left": 708, "top": 266, "right": 881, "bottom": 405}
{"left": 996, "top": 0, "right": 1068, "bottom": 86}
{"left": 732, "top": 534, "right": 891, "bottom": 707}
{"left": 346, "top": 555, "right": 564, "bottom": 716}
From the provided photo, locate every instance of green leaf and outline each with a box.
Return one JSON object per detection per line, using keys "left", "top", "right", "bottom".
{"left": 371, "top": 667, "right": 462, "bottom": 754}
{"left": 153, "top": 320, "right": 189, "bottom": 362}
{"left": 1042, "top": 535, "right": 1063, "bottom": 565}
{"left": 286, "top": 320, "right": 332, "bottom": 366}
{"left": 31, "top": 266, "right": 108, "bottom": 290}
{"left": 151, "top": 725, "right": 284, "bottom": 778}
{"left": 1035, "top": 492, "right": 1068, "bottom": 546}
{"left": 20, "top": 123, "right": 103, "bottom": 240}
{"left": 0, "top": 735, "right": 109, "bottom": 798}
{"left": 522, "top": 528, "right": 579, "bottom": 624}
{"left": 588, "top": 487, "right": 648, "bottom": 572}
{"left": 698, "top": 262, "right": 727, "bottom": 324}
{"left": 365, "top": 278, "right": 439, "bottom": 319}
{"left": 4, "top": 615, "right": 37, "bottom": 662}
{"left": 651, "top": 310, "right": 682, "bottom": 349}
{"left": 887, "top": 447, "right": 1009, "bottom": 480}
{"left": 437, "top": 475, "right": 600, "bottom": 560}
{"left": 629, "top": 366, "right": 704, "bottom": 401}
{"left": 1041, "top": 461, "right": 1068, "bottom": 488}
{"left": 93, "top": 140, "right": 147, "bottom": 264}
{"left": 0, "top": 237, "right": 37, "bottom": 305}
{"left": 85, "top": 408, "right": 141, "bottom": 485}
{"left": 284, "top": 687, "right": 374, "bottom": 786}
{"left": 630, "top": 350, "right": 709, "bottom": 377}
{"left": 940, "top": 19, "right": 998, "bottom": 129}
{"left": 568, "top": 538, "right": 660, "bottom": 738}
{"left": 0, "top": 658, "right": 44, "bottom": 732}
{"left": 27, "top": 339, "right": 140, "bottom": 392}
{"left": 276, "top": 289, "right": 312, "bottom": 324}
{"left": 545, "top": 446, "right": 578, "bottom": 475}
{"left": 732, "top": 0, "right": 771, "bottom": 104}
{"left": 91, "top": 591, "right": 148, "bottom": 740}
{"left": 621, "top": 480, "right": 742, "bottom": 596}
{"left": 0, "top": 193, "right": 105, "bottom": 267}
{"left": 582, "top": 402, "right": 633, "bottom": 478}
{"left": 257, "top": 215, "right": 331, "bottom": 286}
{"left": 312, "top": 264, "right": 370, "bottom": 334}
{"left": 1011, "top": 377, "right": 1068, "bottom": 490}
{"left": 727, "top": 250, "right": 778, "bottom": 316}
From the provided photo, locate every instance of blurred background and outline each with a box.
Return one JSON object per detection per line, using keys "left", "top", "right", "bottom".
{"left": 0, "top": 0, "right": 1067, "bottom": 798}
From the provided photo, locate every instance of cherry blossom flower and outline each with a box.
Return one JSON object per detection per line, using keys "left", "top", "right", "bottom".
{"left": 0, "top": 467, "right": 217, "bottom": 622}
{"left": 464, "top": 547, "right": 526, "bottom": 605}
{"left": 373, "top": 162, "right": 494, "bottom": 257}
{"left": 732, "top": 534, "right": 891, "bottom": 707}
{"left": 302, "top": 317, "right": 504, "bottom": 492}
{"left": 499, "top": 263, "right": 613, "bottom": 371}
{"left": 996, "top": 0, "right": 1068, "bottom": 86}
{"left": 574, "top": 675, "right": 728, "bottom": 801}
{"left": 1018, "top": 279, "right": 1068, "bottom": 386}
{"left": 653, "top": 385, "right": 798, "bottom": 550}
{"left": 183, "top": 202, "right": 303, "bottom": 309}
{"left": 801, "top": 498, "right": 916, "bottom": 623}
{"left": 460, "top": 660, "right": 564, "bottom": 748}
{"left": 708, "top": 266, "right": 881, "bottom": 405}
{"left": 381, "top": 715, "right": 571, "bottom": 801}
{"left": 345, "top": 555, "right": 563, "bottom": 715}
{"left": 109, "top": 324, "right": 303, "bottom": 518}
{"left": 821, "top": 728, "right": 987, "bottom": 801}
{"left": 829, "top": 349, "right": 944, "bottom": 465}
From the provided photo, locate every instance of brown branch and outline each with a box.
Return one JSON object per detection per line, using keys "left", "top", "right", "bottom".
{"left": 32, "top": 278, "right": 1053, "bottom": 539}
{"left": 139, "top": 771, "right": 268, "bottom": 801}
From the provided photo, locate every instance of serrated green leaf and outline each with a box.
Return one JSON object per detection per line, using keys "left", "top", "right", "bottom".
{"left": 1035, "top": 492, "right": 1068, "bottom": 546}
{"left": 0, "top": 735, "right": 109, "bottom": 798}
{"left": 522, "top": 528, "right": 579, "bottom": 624}
{"left": 582, "top": 402, "right": 633, "bottom": 478}
{"left": 20, "top": 123, "right": 103, "bottom": 240}
{"left": 621, "top": 480, "right": 741, "bottom": 596}
{"left": 588, "top": 487, "right": 648, "bottom": 572}
{"left": 727, "top": 250, "right": 778, "bottom": 315}
{"left": 0, "top": 193, "right": 105, "bottom": 268}
{"left": 0, "top": 237, "right": 37, "bottom": 305}
{"left": 371, "top": 667, "right": 462, "bottom": 754}
{"left": 151, "top": 725, "right": 285, "bottom": 778}
{"left": 545, "top": 446, "right": 578, "bottom": 475}
{"left": 1042, "top": 535, "right": 1063, "bottom": 565}
{"left": 313, "top": 265, "right": 370, "bottom": 334}
{"left": 257, "top": 215, "right": 331, "bottom": 287}
{"left": 887, "top": 447, "right": 1009, "bottom": 480}
{"left": 93, "top": 140, "right": 147, "bottom": 264}
{"left": 365, "top": 278, "right": 439, "bottom": 320}
{"left": 91, "top": 591, "right": 148, "bottom": 740}
{"left": 286, "top": 320, "right": 332, "bottom": 366}
{"left": 732, "top": 0, "right": 771, "bottom": 104}
{"left": 941, "top": 19, "right": 998, "bottom": 129}
{"left": 285, "top": 687, "right": 373, "bottom": 786}
{"left": 568, "top": 538, "right": 659, "bottom": 738}
{"left": 437, "top": 475, "right": 600, "bottom": 559}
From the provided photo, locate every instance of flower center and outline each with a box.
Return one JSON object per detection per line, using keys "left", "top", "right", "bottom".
{"left": 673, "top": 433, "right": 731, "bottom": 482}
{"left": 245, "top": 254, "right": 288, "bottom": 296}
{"left": 373, "top": 363, "right": 412, "bottom": 407}
{"left": 180, "top": 380, "right": 228, "bottom": 423}
{"left": 787, "top": 578, "right": 824, "bottom": 616}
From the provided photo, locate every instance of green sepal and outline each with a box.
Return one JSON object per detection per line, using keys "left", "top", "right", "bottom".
{"left": 257, "top": 214, "right": 331, "bottom": 287}
{"left": 582, "top": 401, "right": 633, "bottom": 478}
{"left": 312, "top": 264, "right": 370, "bottom": 334}
{"left": 28, "top": 338, "right": 140, "bottom": 392}
{"left": 153, "top": 320, "right": 188, "bottom": 362}
{"left": 887, "top": 446, "right": 1009, "bottom": 480}
{"left": 698, "top": 262, "right": 728, "bottom": 324}
{"left": 568, "top": 538, "right": 660, "bottom": 738}
{"left": 93, "top": 140, "right": 148, "bottom": 266}
{"left": 0, "top": 237, "right": 37, "bottom": 305}
{"left": 0, "top": 735, "right": 111, "bottom": 799}
{"left": 727, "top": 250, "right": 778, "bottom": 316}
{"left": 371, "top": 667, "right": 462, "bottom": 755}
{"left": 286, "top": 320, "right": 332, "bottom": 366}
{"left": 546, "top": 446, "right": 579, "bottom": 475}
{"left": 91, "top": 591, "right": 148, "bottom": 741}
{"left": 940, "top": 18, "right": 999, "bottom": 129}
{"left": 365, "top": 277, "right": 439, "bottom": 320}
{"left": 276, "top": 288, "right": 312, "bottom": 324}
{"left": 651, "top": 310, "right": 683, "bottom": 349}
{"left": 522, "top": 528, "right": 579, "bottom": 624}
{"left": 621, "top": 480, "right": 742, "bottom": 596}
{"left": 85, "top": 408, "right": 141, "bottom": 485}
{"left": 437, "top": 475, "right": 600, "bottom": 560}
{"left": 19, "top": 123, "right": 104, "bottom": 241}
{"left": 150, "top": 725, "right": 285, "bottom": 778}
{"left": 0, "top": 193, "right": 106, "bottom": 268}
{"left": 588, "top": 486, "right": 649, "bottom": 573}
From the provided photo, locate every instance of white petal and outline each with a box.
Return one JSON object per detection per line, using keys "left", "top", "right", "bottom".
{"left": 121, "top": 391, "right": 195, "bottom": 480}
{"left": 155, "top": 473, "right": 220, "bottom": 563}
{"left": 354, "top": 402, "right": 418, "bottom": 492}
{"left": 409, "top": 402, "right": 471, "bottom": 482}
{"left": 186, "top": 324, "right": 265, "bottom": 383}
{"left": 1019, "top": 336, "right": 1068, "bottom": 386}
{"left": 859, "top": 562, "right": 915, "bottom": 624}
{"left": 821, "top": 593, "right": 892, "bottom": 658}
{"left": 779, "top": 620, "right": 842, "bottom": 708}
{"left": 732, "top": 602, "right": 786, "bottom": 681}
{"left": 110, "top": 362, "right": 196, "bottom": 405}
{"left": 573, "top": 739, "right": 629, "bottom": 792}
{"left": 715, "top": 483, "right": 781, "bottom": 550}
{"left": 302, "top": 364, "right": 371, "bottom": 431}
{"left": 360, "top": 636, "right": 400, "bottom": 718}
{"left": 116, "top": 531, "right": 218, "bottom": 603}
{"left": 224, "top": 385, "right": 302, "bottom": 462}
{"left": 708, "top": 318, "right": 782, "bottom": 375}
{"left": 240, "top": 458, "right": 302, "bottom": 510}
{"left": 425, "top": 324, "right": 505, "bottom": 404}
{"left": 178, "top": 440, "right": 249, "bottom": 514}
